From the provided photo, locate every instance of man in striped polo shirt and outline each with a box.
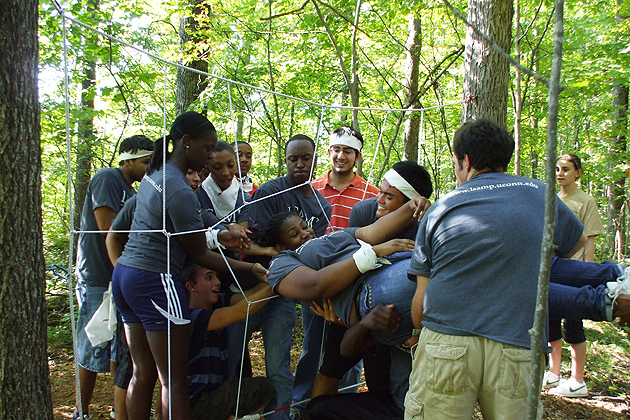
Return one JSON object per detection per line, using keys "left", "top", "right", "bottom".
{"left": 311, "top": 126, "right": 379, "bottom": 233}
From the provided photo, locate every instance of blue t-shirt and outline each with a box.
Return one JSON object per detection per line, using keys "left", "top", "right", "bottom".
{"left": 267, "top": 228, "right": 365, "bottom": 326}
{"left": 349, "top": 197, "right": 418, "bottom": 240}
{"left": 249, "top": 176, "right": 332, "bottom": 237}
{"left": 407, "top": 172, "right": 584, "bottom": 349}
{"left": 117, "top": 161, "right": 204, "bottom": 277}
{"left": 187, "top": 294, "right": 231, "bottom": 405}
{"left": 76, "top": 167, "right": 135, "bottom": 287}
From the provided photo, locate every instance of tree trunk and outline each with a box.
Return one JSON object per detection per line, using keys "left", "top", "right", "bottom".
{"left": 403, "top": 13, "right": 422, "bottom": 163}
{"left": 461, "top": 0, "right": 514, "bottom": 125}
{"left": 176, "top": 8, "right": 209, "bottom": 115}
{"left": 73, "top": 0, "right": 99, "bottom": 231}
{"left": 607, "top": 85, "right": 628, "bottom": 260}
{"left": 0, "top": 1, "right": 52, "bottom": 419}
{"left": 513, "top": 0, "right": 522, "bottom": 176}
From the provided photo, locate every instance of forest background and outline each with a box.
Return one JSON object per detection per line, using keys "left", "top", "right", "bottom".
{"left": 38, "top": 0, "right": 630, "bottom": 270}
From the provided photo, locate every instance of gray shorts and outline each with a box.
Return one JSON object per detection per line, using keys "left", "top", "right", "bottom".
{"left": 75, "top": 283, "right": 116, "bottom": 373}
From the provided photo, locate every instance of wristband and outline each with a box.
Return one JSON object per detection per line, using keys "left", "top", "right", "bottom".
{"left": 205, "top": 229, "right": 225, "bottom": 250}
{"left": 352, "top": 239, "right": 381, "bottom": 274}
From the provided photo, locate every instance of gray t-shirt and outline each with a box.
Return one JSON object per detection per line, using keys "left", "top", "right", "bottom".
{"left": 117, "top": 161, "right": 204, "bottom": 277}
{"left": 75, "top": 167, "right": 135, "bottom": 287}
{"left": 249, "top": 176, "right": 332, "bottom": 237}
{"left": 408, "top": 172, "right": 583, "bottom": 349}
{"left": 267, "top": 228, "right": 365, "bottom": 325}
{"left": 349, "top": 197, "right": 418, "bottom": 240}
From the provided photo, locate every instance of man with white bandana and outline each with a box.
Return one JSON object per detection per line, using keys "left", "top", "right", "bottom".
{"left": 74, "top": 135, "right": 154, "bottom": 420}
{"left": 311, "top": 127, "right": 379, "bottom": 234}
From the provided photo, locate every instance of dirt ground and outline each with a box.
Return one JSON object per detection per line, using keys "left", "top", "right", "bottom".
{"left": 49, "top": 303, "right": 630, "bottom": 420}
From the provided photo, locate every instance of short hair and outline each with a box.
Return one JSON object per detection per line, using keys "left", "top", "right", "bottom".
{"left": 557, "top": 153, "right": 582, "bottom": 171}
{"left": 212, "top": 140, "right": 236, "bottom": 156}
{"left": 181, "top": 261, "right": 202, "bottom": 297}
{"left": 119, "top": 135, "right": 154, "bottom": 155}
{"left": 284, "top": 134, "right": 315, "bottom": 155}
{"left": 391, "top": 161, "right": 433, "bottom": 199}
{"left": 331, "top": 126, "right": 363, "bottom": 154}
{"left": 231, "top": 140, "right": 252, "bottom": 149}
{"left": 453, "top": 119, "right": 514, "bottom": 172}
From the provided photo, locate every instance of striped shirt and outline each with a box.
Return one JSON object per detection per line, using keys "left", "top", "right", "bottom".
{"left": 311, "top": 171, "right": 379, "bottom": 233}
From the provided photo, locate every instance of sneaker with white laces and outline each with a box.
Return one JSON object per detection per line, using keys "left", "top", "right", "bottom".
{"left": 548, "top": 378, "right": 588, "bottom": 398}
{"left": 607, "top": 262, "right": 630, "bottom": 303}
{"left": 72, "top": 411, "right": 91, "bottom": 420}
{"left": 542, "top": 371, "right": 560, "bottom": 389}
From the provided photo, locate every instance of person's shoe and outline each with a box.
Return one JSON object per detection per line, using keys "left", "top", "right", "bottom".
{"left": 548, "top": 378, "right": 588, "bottom": 398}
{"left": 290, "top": 406, "right": 310, "bottom": 420}
{"left": 110, "top": 406, "right": 116, "bottom": 419}
{"left": 72, "top": 411, "right": 91, "bottom": 420}
{"left": 612, "top": 293, "right": 630, "bottom": 328}
{"left": 542, "top": 371, "right": 560, "bottom": 389}
{"left": 607, "top": 263, "right": 630, "bottom": 303}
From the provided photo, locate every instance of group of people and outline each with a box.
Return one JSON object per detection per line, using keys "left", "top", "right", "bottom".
{"left": 73, "top": 112, "right": 630, "bottom": 420}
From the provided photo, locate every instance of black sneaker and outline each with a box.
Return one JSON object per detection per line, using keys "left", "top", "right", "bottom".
{"left": 72, "top": 411, "right": 91, "bottom": 420}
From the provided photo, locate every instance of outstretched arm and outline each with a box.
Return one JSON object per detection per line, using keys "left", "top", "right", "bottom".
{"left": 355, "top": 197, "right": 430, "bottom": 245}
{"left": 204, "top": 283, "right": 275, "bottom": 331}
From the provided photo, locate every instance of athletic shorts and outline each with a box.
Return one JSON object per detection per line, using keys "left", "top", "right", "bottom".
{"left": 112, "top": 264, "right": 190, "bottom": 331}
{"left": 75, "top": 282, "right": 117, "bottom": 372}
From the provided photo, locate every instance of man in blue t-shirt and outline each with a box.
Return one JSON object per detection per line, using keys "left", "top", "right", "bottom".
{"left": 405, "top": 120, "right": 586, "bottom": 420}
{"left": 73, "top": 135, "right": 153, "bottom": 420}
{"left": 240, "top": 134, "right": 331, "bottom": 419}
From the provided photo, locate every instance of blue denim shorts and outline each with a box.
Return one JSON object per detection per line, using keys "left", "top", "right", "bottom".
{"left": 75, "top": 282, "right": 117, "bottom": 373}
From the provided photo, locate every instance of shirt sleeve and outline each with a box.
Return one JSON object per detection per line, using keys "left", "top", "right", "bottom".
{"left": 581, "top": 196, "right": 604, "bottom": 237}
{"left": 91, "top": 170, "right": 125, "bottom": 212}
{"left": 168, "top": 188, "right": 205, "bottom": 233}
{"left": 111, "top": 196, "right": 136, "bottom": 231}
{"left": 248, "top": 185, "right": 279, "bottom": 231}
{"left": 349, "top": 199, "right": 374, "bottom": 227}
{"left": 407, "top": 212, "right": 432, "bottom": 281}
{"left": 267, "top": 252, "right": 305, "bottom": 292}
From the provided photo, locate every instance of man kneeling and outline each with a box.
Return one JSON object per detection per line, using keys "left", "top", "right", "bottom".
{"left": 183, "top": 262, "right": 276, "bottom": 420}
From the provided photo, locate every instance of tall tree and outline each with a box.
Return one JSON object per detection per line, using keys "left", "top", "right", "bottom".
{"left": 0, "top": 1, "right": 52, "bottom": 419}
{"left": 461, "top": 0, "right": 514, "bottom": 125}
{"left": 403, "top": 12, "right": 422, "bottom": 162}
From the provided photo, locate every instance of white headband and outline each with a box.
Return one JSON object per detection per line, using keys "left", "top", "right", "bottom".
{"left": 329, "top": 132, "right": 362, "bottom": 152}
{"left": 383, "top": 169, "right": 420, "bottom": 200}
{"left": 119, "top": 149, "right": 153, "bottom": 162}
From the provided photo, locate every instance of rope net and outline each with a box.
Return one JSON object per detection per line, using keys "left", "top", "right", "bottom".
{"left": 53, "top": 4, "right": 462, "bottom": 419}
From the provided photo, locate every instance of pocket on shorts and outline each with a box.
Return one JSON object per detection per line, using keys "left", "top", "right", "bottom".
{"left": 425, "top": 342, "right": 468, "bottom": 396}
{"left": 498, "top": 346, "right": 531, "bottom": 399}
{"left": 404, "top": 392, "right": 424, "bottom": 420}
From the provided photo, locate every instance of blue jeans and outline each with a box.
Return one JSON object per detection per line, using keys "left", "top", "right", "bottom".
{"left": 548, "top": 257, "right": 621, "bottom": 327}
{"left": 292, "top": 307, "right": 364, "bottom": 405}
{"left": 75, "top": 282, "right": 116, "bottom": 372}
{"left": 227, "top": 295, "right": 296, "bottom": 420}
{"left": 358, "top": 253, "right": 416, "bottom": 347}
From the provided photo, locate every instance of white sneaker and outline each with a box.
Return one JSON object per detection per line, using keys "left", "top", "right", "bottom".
{"left": 542, "top": 371, "right": 560, "bottom": 389}
{"left": 548, "top": 378, "right": 588, "bottom": 397}
{"left": 607, "top": 262, "right": 630, "bottom": 305}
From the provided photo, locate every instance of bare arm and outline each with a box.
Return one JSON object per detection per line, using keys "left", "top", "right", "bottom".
{"left": 205, "top": 283, "right": 275, "bottom": 331}
{"left": 275, "top": 258, "right": 362, "bottom": 301}
{"left": 179, "top": 231, "right": 269, "bottom": 283}
{"left": 355, "top": 197, "right": 430, "bottom": 245}
{"left": 584, "top": 235, "right": 596, "bottom": 262}
{"left": 340, "top": 304, "right": 399, "bottom": 358}
{"left": 105, "top": 231, "right": 127, "bottom": 266}
{"left": 94, "top": 206, "right": 117, "bottom": 235}
{"left": 563, "top": 233, "right": 587, "bottom": 259}
{"left": 411, "top": 276, "right": 429, "bottom": 329}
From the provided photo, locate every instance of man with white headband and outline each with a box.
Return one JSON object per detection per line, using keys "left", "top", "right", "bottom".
{"left": 73, "top": 134, "right": 154, "bottom": 420}
{"left": 311, "top": 126, "right": 379, "bottom": 234}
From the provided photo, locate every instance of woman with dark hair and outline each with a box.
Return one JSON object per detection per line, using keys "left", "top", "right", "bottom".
{"left": 112, "top": 112, "right": 268, "bottom": 420}
{"left": 257, "top": 197, "right": 429, "bottom": 347}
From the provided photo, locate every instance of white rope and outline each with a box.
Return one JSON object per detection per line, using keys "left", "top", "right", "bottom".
{"left": 365, "top": 111, "right": 391, "bottom": 187}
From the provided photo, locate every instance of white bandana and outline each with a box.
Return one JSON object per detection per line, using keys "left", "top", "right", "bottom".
{"left": 238, "top": 175, "right": 254, "bottom": 193}
{"left": 201, "top": 175, "right": 240, "bottom": 219}
{"left": 383, "top": 169, "right": 420, "bottom": 200}
{"left": 119, "top": 149, "right": 153, "bottom": 161}
{"left": 329, "top": 132, "right": 362, "bottom": 152}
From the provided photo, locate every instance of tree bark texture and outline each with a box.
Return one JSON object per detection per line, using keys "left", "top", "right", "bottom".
{"left": 403, "top": 13, "right": 422, "bottom": 163}
{"left": 607, "top": 84, "right": 628, "bottom": 260}
{"left": 0, "top": 0, "right": 52, "bottom": 418}
{"left": 176, "top": 5, "right": 209, "bottom": 115}
{"left": 461, "top": 0, "right": 514, "bottom": 125}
